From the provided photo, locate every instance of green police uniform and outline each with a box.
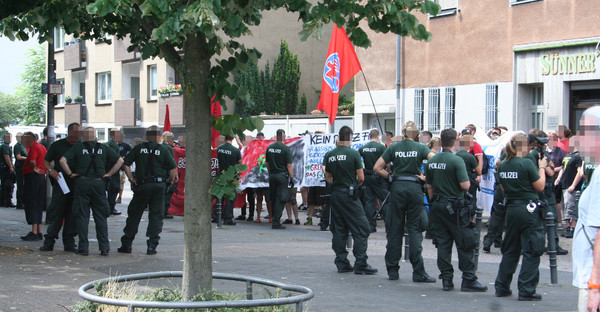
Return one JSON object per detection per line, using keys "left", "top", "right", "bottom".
{"left": 456, "top": 149, "right": 478, "bottom": 207}
{"left": 358, "top": 141, "right": 387, "bottom": 232}
{"left": 380, "top": 140, "right": 432, "bottom": 280}
{"left": 13, "top": 142, "right": 27, "bottom": 209}
{"left": 64, "top": 141, "right": 120, "bottom": 254}
{"left": 41, "top": 138, "right": 77, "bottom": 251}
{"left": 325, "top": 145, "right": 373, "bottom": 272}
{"left": 216, "top": 142, "right": 242, "bottom": 223}
{"left": 0, "top": 141, "right": 14, "bottom": 206}
{"left": 494, "top": 156, "right": 545, "bottom": 298}
{"left": 266, "top": 141, "right": 292, "bottom": 228}
{"left": 106, "top": 139, "right": 121, "bottom": 214}
{"left": 120, "top": 141, "right": 176, "bottom": 252}
{"left": 426, "top": 150, "right": 480, "bottom": 284}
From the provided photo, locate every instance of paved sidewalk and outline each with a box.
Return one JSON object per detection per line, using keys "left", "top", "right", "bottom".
{"left": 0, "top": 190, "right": 578, "bottom": 311}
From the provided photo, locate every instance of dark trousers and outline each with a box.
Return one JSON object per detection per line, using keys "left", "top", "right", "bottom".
{"left": 483, "top": 184, "right": 506, "bottom": 248}
{"left": 24, "top": 173, "right": 45, "bottom": 224}
{"left": 362, "top": 174, "right": 388, "bottom": 231}
{"left": 121, "top": 182, "right": 166, "bottom": 248}
{"left": 430, "top": 200, "right": 478, "bottom": 281}
{"left": 495, "top": 203, "right": 545, "bottom": 297}
{"left": 269, "top": 173, "right": 288, "bottom": 226}
{"left": 164, "top": 182, "right": 176, "bottom": 216}
{"left": 245, "top": 188, "right": 255, "bottom": 218}
{"left": 44, "top": 180, "right": 77, "bottom": 247}
{"left": 73, "top": 178, "right": 110, "bottom": 252}
{"left": 0, "top": 169, "right": 14, "bottom": 205}
{"left": 15, "top": 162, "right": 25, "bottom": 208}
{"left": 107, "top": 176, "right": 120, "bottom": 211}
{"left": 384, "top": 181, "right": 427, "bottom": 277}
{"left": 330, "top": 188, "right": 371, "bottom": 269}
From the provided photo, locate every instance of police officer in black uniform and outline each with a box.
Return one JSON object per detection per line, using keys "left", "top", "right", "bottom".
{"left": 118, "top": 126, "right": 178, "bottom": 255}
{"left": 325, "top": 126, "right": 377, "bottom": 275}
{"left": 425, "top": 128, "right": 487, "bottom": 292}
{"left": 266, "top": 129, "right": 293, "bottom": 230}
{"left": 214, "top": 134, "right": 242, "bottom": 225}
{"left": 358, "top": 129, "right": 387, "bottom": 232}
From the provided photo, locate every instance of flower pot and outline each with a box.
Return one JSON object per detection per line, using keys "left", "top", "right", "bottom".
{"left": 160, "top": 93, "right": 170, "bottom": 98}
{"left": 170, "top": 92, "right": 181, "bottom": 96}
{"left": 65, "top": 99, "right": 72, "bottom": 104}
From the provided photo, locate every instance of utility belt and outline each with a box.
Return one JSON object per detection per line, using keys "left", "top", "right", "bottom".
{"left": 432, "top": 195, "right": 475, "bottom": 228}
{"left": 333, "top": 184, "right": 364, "bottom": 200}
{"left": 392, "top": 175, "right": 422, "bottom": 184}
{"left": 79, "top": 175, "right": 103, "bottom": 181}
{"left": 364, "top": 169, "right": 375, "bottom": 175}
{"left": 506, "top": 199, "right": 547, "bottom": 219}
{"left": 139, "top": 177, "right": 166, "bottom": 185}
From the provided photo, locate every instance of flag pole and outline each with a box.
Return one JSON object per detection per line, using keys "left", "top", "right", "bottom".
{"left": 360, "top": 71, "right": 384, "bottom": 135}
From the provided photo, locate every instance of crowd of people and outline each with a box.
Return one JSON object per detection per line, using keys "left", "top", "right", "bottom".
{"left": 0, "top": 124, "right": 179, "bottom": 256}
{"left": 215, "top": 108, "right": 597, "bottom": 306}
{"left": 1, "top": 106, "right": 598, "bottom": 309}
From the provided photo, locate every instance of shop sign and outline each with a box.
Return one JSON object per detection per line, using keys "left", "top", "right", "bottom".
{"left": 541, "top": 51, "right": 598, "bottom": 76}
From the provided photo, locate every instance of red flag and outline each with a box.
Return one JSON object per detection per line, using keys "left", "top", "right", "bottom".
{"left": 317, "top": 25, "right": 362, "bottom": 125}
{"left": 164, "top": 104, "right": 171, "bottom": 132}
{"left": 211, "top": 95, "right": 222, "bottom": 148}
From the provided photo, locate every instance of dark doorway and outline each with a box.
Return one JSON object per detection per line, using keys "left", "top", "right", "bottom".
{"left": 570, "top": 87, "right": 600, "bottom": 133}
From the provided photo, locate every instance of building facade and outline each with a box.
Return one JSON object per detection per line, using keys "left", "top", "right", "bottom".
{"left": 51, "top": 10, "right": 333, "bottom": 141}
{"left": 354, "top": 0, "right": 600, "bottom": 136}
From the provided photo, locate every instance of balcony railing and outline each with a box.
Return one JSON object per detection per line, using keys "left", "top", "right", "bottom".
{"left": 64, "top": 41, "right": 86, "bottom": 70}
{"left": 159, "top": 94, "right": 184, "bottom": 126}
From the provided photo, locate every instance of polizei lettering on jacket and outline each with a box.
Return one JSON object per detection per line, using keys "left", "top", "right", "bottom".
{"left": 218, "top": 149, "right": 232, "bottom": 155}
{"left": 141, "top": 148, "right": 161, "bottom": 155}
{"left": 362, "top": 148, "right": 377, "bottom": 152}
{"left": 268, "top": 148, "right": 282, "bottom": 154}
{"left": 428, "top": 162, "right": 446, "bottom": 170}
{"left": 395, "top": 151, "right": 418, "bottom": 158}
{"left": 328, "top": 155, "right": 347, "bottom": 162}
{"left": 499, "top": 172, "right": 518, "bottom": 179}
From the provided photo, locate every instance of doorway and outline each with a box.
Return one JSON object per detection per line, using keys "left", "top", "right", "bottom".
{"left": 570, "top": 86, "right": 600, "bottom": 133}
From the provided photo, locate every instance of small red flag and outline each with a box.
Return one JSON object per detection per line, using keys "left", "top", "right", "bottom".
{"left": 164, "top": 104, "right": 171, "bottom": 132}
{"left": 211, "top": 94, "right": 222, "bottom": 148}
{"left": 317, "top": 25, "right": 362, "bottom": 125}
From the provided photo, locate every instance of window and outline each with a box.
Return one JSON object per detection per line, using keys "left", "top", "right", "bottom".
{"left": 485, "top": 84, "right": 498, "bottom": 131}
{"left": 443, "top": 87, "right": 455, "bottom": 129}
{"left": 428, "top": 88, "right": 440, "bottom": 132}
{"left": 414, "top": 89, "right": 424, "bottom": 131}
{"left": 149, "top": 65, "right": 157, "bottom": 100}
{"left": 530, "top": 86, "right": 544, "bottom": 130}
{"left": 97, "top": 72, "right": 112, "bottom": 104}
{"left": 431, "top": 0, "right": 458, "bottom": 17}
{"left": 56, "top": 79, "right": 65, "bottom": 106}
{"left": 510, "top": 0, "right": 543, "bottom": 6}
{"left": 54, "top": 27, "right": 65, "bottom": 51}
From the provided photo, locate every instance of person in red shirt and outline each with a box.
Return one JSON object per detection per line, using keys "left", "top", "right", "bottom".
{"left": 19, "top": 132, "right": 47, "bottom": 241}
{"left": 556, "top": 125, "right": 572, "bottom": 153}
{"left": 463, "top": 125, "right": 483, "bottom": 181}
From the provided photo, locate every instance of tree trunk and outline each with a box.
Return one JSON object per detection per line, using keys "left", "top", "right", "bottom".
{"left": 181, "top": 33, "right": 213, "bottom": 300}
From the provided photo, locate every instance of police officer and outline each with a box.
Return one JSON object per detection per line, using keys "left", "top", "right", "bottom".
{"left": 456, "top": 134, "right": 479, "bottom": 211}
{"left": 118, "top": 126, "right": 178, "bottom": 255}
{"left": 494, "top": 133, "right": 547, "bottom": 301}
{"left": 14, "top": 133, "right": 27, "bottom": 209}
{"left": 425, "top": 128, "right": 487, "bottom": 292}
{"left": 40, "top": 123, "right": 81, "bottom": 252}
{"left": 374, "top": 121, "right": 435, "bottom": 282}
{"left": 60, "top": 127, "right": 123, "bottom": 256}
{"left": 266, "top": 129, "right": 293, "bottom": 230}
{"left": 325, "top": 126, "right": 377, "bottom": 274}
{"left": 358, "top": 129, "right": 387, "bottom": 233}
{"left": 106, "top": 128, "right": 122, "bottom": 215}
{"left": 0, "top": 133, "right": 15, "bottom": 207}
{"left": 214, "top": 134, "right": 242, "bottom": 225}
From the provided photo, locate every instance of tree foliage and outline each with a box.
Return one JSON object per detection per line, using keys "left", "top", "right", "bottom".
{"left": 0, "top": 92, "right": 20, "bottom": 129}
{"left": 0, "top": 0, "right": 440, "bottom": 300}
{"left": 272, "top": 40, "right": 300, "bottom": 115}
{"left": 16, "top": 45, "right": 46, "bottom": 125}
{"left": 298, "top": 93, "right": 307, "bottom": 114}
